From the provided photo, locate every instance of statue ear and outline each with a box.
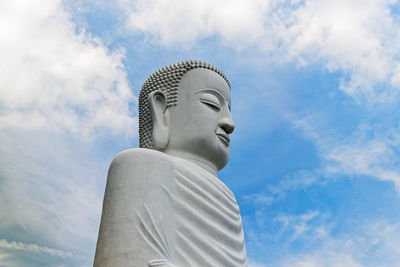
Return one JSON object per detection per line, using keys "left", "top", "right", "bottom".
{"left": 148, "top": 90, "right": 170, "bottom": 149}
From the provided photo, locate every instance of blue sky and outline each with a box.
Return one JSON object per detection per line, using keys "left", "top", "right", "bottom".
{"left": 1, "top": 0, "right": 400, "bottom": 266}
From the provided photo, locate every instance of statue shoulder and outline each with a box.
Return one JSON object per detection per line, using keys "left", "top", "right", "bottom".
{"left": 109, "top": 148, "right": 175, "bottom": 179}
{"left": 112, "top": 148, "right": 172, "bottom": 165}
{"left": 106, "top": 148, "right": 176, "bottom": 201}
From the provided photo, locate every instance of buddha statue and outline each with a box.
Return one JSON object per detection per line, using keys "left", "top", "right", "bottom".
{"left": 94, "top": 60, "right": 247, "bottom": 267}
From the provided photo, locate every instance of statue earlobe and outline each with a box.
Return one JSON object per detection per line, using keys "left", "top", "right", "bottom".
{"left": 148, "top": 90, "right": 170, "bottom": 149}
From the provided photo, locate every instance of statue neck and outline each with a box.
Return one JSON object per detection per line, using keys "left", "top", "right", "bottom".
{"left": 162, "top": 149, "right": 218, "bottom": 177}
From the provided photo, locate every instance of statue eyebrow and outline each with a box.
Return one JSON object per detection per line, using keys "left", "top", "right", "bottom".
{"left": 194, "top": 88, "right": 230, "bottom": 107}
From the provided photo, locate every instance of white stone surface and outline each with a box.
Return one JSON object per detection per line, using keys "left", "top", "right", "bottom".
{"left": 94, "top": 149, "right": 246, "bottom": 266}
{"left": 94, "top": 61, "right": 247, "bottom": 266}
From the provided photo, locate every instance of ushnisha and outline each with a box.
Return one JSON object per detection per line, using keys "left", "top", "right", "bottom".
{"left": 94, "top": 60, "right": 247, "bottom": 267}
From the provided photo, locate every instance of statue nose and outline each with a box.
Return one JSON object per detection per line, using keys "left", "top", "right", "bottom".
{"left": 219, "top": 106, "right": 234, "bottom": 134}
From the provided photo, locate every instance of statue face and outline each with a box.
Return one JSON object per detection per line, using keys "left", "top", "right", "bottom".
{"left": 165, "top": 68, "right": 234, "bottom": 172}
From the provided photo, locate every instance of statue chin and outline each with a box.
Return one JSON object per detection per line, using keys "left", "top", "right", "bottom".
{"left": 162, "top": 142, "right": 230, "bottom": 175}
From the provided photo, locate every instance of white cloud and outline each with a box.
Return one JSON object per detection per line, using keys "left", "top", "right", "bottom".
{"left": 283, "top": 252, "right": 364, "bottom": 267}
{"left": 119, "top": 0, "right": 400, "bottom": 102}
{"left": 122, "top": 0, "right": 269, "bottom": 48}
{"left": 0, "top": 239, "right": 74, "bottom": 259}
{"left": 275, "top": 0, "right": 400, "bottom": 102}
{"left": 281, "top": 220, "right": 400, "bottom": 267}
{"left": 242, "top": 170, "right": 321, "bottom": 214}
{"left": 271, "top": 170, "right": 319, "bottom": 197}
{"left": 243, "top": 193, "right": 274, "bottom": 205}
{"left": 325, "top": 128, "right": 400, "bottom": 191}
{"left": 0, "top": 4, "right": 130, "bottom": 263}
{"left": 0, "top": 3, "right": 137, "bottom": 263}
{"left": 0, "top": 129, "right": 106, "bottom": 264}
{"left": 0, "top": 0, "right": 136, "bottom": 137}
{"left": 275, "top": 211, "right": 322, "bottom": 242}
{"left": 246, "top": 208, "right": 400, "bottom": 267}
{"left": 248, "top": 260, "right": 268, "bottom": 267}
{"left": 290, "top": 114, "right": 400, "bottom": 193}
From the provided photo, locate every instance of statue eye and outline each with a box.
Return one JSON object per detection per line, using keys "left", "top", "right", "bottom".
{"left": 200, "top": 93, "right": 221, "bottom": 110}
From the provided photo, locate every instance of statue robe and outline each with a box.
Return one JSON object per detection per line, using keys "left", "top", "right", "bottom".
{"left": 94, "top": 148, "right": 247, "bottom": 267}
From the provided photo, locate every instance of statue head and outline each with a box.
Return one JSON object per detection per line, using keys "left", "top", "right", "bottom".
{"left": 139, "top": 60, "right": 234, "bottom": 173}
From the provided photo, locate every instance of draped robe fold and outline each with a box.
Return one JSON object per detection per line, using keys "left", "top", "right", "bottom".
{"left": 94, "top": 148, "right": 247, "bottom": 267}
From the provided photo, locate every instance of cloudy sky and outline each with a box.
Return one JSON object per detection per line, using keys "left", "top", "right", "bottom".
{"left": 1, "top": 0, "right": 400, "bottom": 266}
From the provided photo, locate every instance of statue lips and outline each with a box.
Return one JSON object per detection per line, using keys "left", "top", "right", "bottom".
{"left": 216, "top": 130, "right": 230, "bottom": 146}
